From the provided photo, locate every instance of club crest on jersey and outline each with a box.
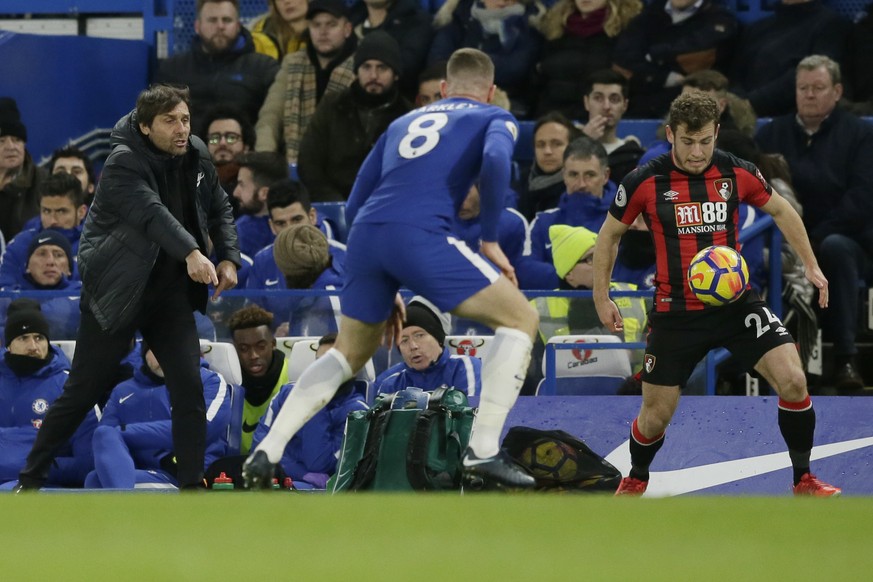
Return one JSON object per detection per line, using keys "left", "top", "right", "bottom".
{"left": 663, "top": 190, "right": 679, "bottom": 201}
{"left": 32, "top": 398, "right": 49, "bottom": 415}
{"left": 644, "top": 354, "right": 656, "bottom": 374}
{"left": 714, "top": 179, "right": 733, "bottom": 201}
{"left": 615, "top": 184, "right": 627, "bottom": 207}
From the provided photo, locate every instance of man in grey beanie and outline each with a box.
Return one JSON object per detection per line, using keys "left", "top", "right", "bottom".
{"left": 298, "top": 30, "right": 413, "bottom": 202}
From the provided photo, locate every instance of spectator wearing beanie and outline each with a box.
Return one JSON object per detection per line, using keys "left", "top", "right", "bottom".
{"left": 272, "top": 224, "right": 345, "bottom": 336}
{"left": 0, "top": 299, "right": 97, "bottom": 488}
{"left": 374, "top": 296, "right": 482, "bottom": 397}
{"left": 0, "top": 97, "right": 46, "bottom": 242}
{"left": 527, "top": 224, "right": 647, "bottom": 377}
{"left": 298, "top": 30, "right": 413, "bottom": 202}
{"left": 0, "top": 230, "right": 83, "bottom": 341}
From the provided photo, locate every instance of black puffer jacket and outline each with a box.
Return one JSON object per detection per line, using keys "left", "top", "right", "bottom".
{"left": 78, "top": 110, "right": 240, "bottom": 332}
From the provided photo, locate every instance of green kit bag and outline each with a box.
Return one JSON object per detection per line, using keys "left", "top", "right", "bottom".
{"left": 331, "top": 387, "right": 475, "bottom": 492}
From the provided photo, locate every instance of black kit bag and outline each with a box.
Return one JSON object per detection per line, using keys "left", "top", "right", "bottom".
{"left": 502, "top": 426, "right": 621, "bottom": 492}
{"left": 330, "top": 387, "right": 475, "bottom": 492}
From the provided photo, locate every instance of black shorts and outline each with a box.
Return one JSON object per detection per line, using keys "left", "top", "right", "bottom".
{"left": 641, "top": 291, "right": 796, "bottom": 387}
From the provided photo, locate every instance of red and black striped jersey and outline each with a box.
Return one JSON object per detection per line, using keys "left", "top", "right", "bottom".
{"left": 610, "top": 150, "right": 772, "bottom": 312}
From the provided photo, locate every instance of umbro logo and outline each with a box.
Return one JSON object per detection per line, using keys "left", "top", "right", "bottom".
{"left": 663, "top": 190, "right": 680, "bottom": 201}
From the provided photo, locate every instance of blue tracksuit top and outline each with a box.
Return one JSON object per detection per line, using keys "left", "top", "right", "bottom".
{"left": 252, "top": 382, "right": 367, "bottom": 481}
{"left": 0, "top": 224, "right": 83, "bottom": 288}
{"left": 100, "top": 360, "right": 232, "bottom": 470}
{"left": 0, "top": 346, "right": 96, "bottom": 486}
{"left": 375, "top": 347, "right": 482, "bottom": 397}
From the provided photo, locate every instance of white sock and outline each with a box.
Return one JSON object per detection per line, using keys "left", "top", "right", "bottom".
{"left": 255, "top": 348, "right": 353, "bottom": 463}
{"left": 467, "top": 327, "right": 532, "bottom": 458}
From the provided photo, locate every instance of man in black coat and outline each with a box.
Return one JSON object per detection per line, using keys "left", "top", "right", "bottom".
{"left": 17, "top": 85, "right": 241, "bottom": 490}
{"left": 298, "top": 31, "right": 413, "bottom": 201}
{"left": 757, "top": 55, "right": 873, "bottom": 392}
{"left": 155, "top": 0, "right": 279, "bottom": 130}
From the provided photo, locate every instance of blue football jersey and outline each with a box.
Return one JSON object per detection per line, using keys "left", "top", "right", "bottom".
{"left": 346, "top": 98, "right": 518, "bottom": 242}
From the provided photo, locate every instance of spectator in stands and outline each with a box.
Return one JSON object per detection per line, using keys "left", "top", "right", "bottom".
{"left": 246, "top": 179, "right": 345, "bottom": 333}
{"left": 15, "top": 84, "right": 241, "bottom": 492}
{"left": 0, "top": 173, "right": 86, "bottom": 289}
{"left": 0, "top": 97, "right": 45, "bottom": 242}
{"left": 234, "top": 151, "right": 290, "bottom": 258}
{"left": 298, "top": 31, "right": 412, "bottom": 201}
{"left": 578, "top": 69, "right": 644, "bottom": 182}
{"left": 49, "top": 146, "right": 96, "bottom": 206}
{"left": 197, "top": 104, "right": 255, "bottom": 199}
{"left": 530, "top": 224, "right": 646, "bottom": 374}
{"left": 251, "top": 0, "right": 310, "bottom": 60}
{"left": 255, "top": 0, "right": 358, "bottom": 163}
{"left": 375, "top": 297, "right": 481, "bottom": 397}
{"left": 846, "top": 5, "right": 873, "bottom": 113}
{"left": 154, "top": 0, "right": 279, "bottom": 129}
{"left": 252, "top": 332, "right": 367, "bottom": 489}
{"left": 756, "top": 55, "right": 873, "bottom": 392}
{"left": 612, "top": 0, "right": 737, "bottom": 119}
{"left": 729, "top": 0, "right": 850, "bottom": 119}
{"left": 351, "top": 0, "right": 434, "bottom": 100}
{"left": 0, "top": 300, "right": 95, "bottom": 488}
{"left": 415, "top": 61, "right": 447, "bottom": 107}
{"left": 533, "top": 0, "right": 642, "bottom": 120}
{"left": 611, "top": 213, "right": 655, "bottom": 289}
{"left": 683, "top": 70, "right": 755, "bottom": 137}
{"left": 517, "top": 136, "right": 615, "bottom": 289}
{"left": 0, "top": 230, "right": 82, "bottom": 341}
{"left": 516, "top": 111, "right": 582, "bottom": 221}
{"left": 272, "top": 223, "right": 345, "bottom": 337}
{"left": 85, "top": 341, "right": 231, "bottom": 489}
{"left": 638, "top": 69, "right": 757, "bottom": 165}
{"left": 429, "top": 0, "right": 544, "bottom": 116}
{"left": 228, "top": 305, "right": 290, "bottom": 455}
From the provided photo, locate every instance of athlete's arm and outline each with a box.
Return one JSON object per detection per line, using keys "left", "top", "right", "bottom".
{"left": 759, "top": 190, "right": 828, "bottom": 308}
{"left": 593, "top": 214, "right": 630, "bottom": 330}
{"left": 478, "top": 118, "right": 516, "bottom": 242}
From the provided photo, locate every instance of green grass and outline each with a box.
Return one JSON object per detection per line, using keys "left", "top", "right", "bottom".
{"left": 2, "top": 493, "right": 871, "bottom": 581}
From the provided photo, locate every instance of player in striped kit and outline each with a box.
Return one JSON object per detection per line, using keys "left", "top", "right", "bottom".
{"left": 593, "top": 92, "right": 840, "bottom": 497}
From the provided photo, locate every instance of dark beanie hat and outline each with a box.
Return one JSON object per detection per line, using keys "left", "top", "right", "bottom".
{"left": 354, "top": 31, "right": 402, "bottom": 75}
{"left": 4, "top": 299, "right": 50, "bottom": 347}
{"left": 0, "top": 97, "right": 27, "bottom": 142}
{"left": 273, "top": 224, "right": 330, "bottom": 279}
{"left": 306, "top": 0, "right": 350, "bottom": 20}
{"left": 27, "top": 229, "right": 74, "bottom": 268}
{"left": 404, "top": 301, "right": 446, "bottom": 347}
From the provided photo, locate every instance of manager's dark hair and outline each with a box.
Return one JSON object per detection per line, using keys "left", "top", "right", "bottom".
{"left": 136, "top": 84, "right": 191, "bottom": 127}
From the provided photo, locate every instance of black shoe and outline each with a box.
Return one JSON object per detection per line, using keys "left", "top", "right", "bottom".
{"left": 242, "top": 450, "right": 275, "bottom": 490}
{"left": 13, "top": 477, "right": 42, "bottom": 493}
{"left": 833, "top": 362, "right": 864, "bottom": 392}
{"left": 461, "top": 449, "right": 536, "bottom": 492}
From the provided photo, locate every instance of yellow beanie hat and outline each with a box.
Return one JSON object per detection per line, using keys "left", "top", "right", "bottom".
{"left": 549, "top": 224, "right": 597, "bottom": 279}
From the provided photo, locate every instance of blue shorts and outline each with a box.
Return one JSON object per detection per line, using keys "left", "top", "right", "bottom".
{"left": 341, "top": 223, "right": 500, "bottom": 323}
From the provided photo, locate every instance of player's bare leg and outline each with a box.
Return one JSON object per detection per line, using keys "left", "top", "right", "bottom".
{"left": 452, "top": 276, "right": 539, "bottom": 490}
{"left": 243, "top": 316, "right": 385, "bottom": 489}
{"left": 756, "top": 344, "right": 840, "bottom": 496}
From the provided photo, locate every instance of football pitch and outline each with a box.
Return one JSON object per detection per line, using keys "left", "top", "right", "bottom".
{"left": 2, "top": 493, "right": 871, "bottom": 581}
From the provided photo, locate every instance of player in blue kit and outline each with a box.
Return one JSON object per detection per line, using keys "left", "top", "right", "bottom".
{"left": 243, "top": 48, "right": 539, "bottom": 491}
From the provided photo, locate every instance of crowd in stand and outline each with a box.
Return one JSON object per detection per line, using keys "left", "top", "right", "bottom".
{"left": 1, "top": 0, "right": 873, "bottom": 488}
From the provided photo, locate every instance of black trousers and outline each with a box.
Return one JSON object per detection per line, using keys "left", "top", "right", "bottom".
{"left": 19, "top": 285, "right": 206, "bottom": 488}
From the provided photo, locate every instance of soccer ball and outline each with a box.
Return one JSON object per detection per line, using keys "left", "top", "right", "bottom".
{"left": 687, "top": 245, "right": 749, "bottom": 306}
{"left": 518, "top": 438, "right": 578, "bottom": 481}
